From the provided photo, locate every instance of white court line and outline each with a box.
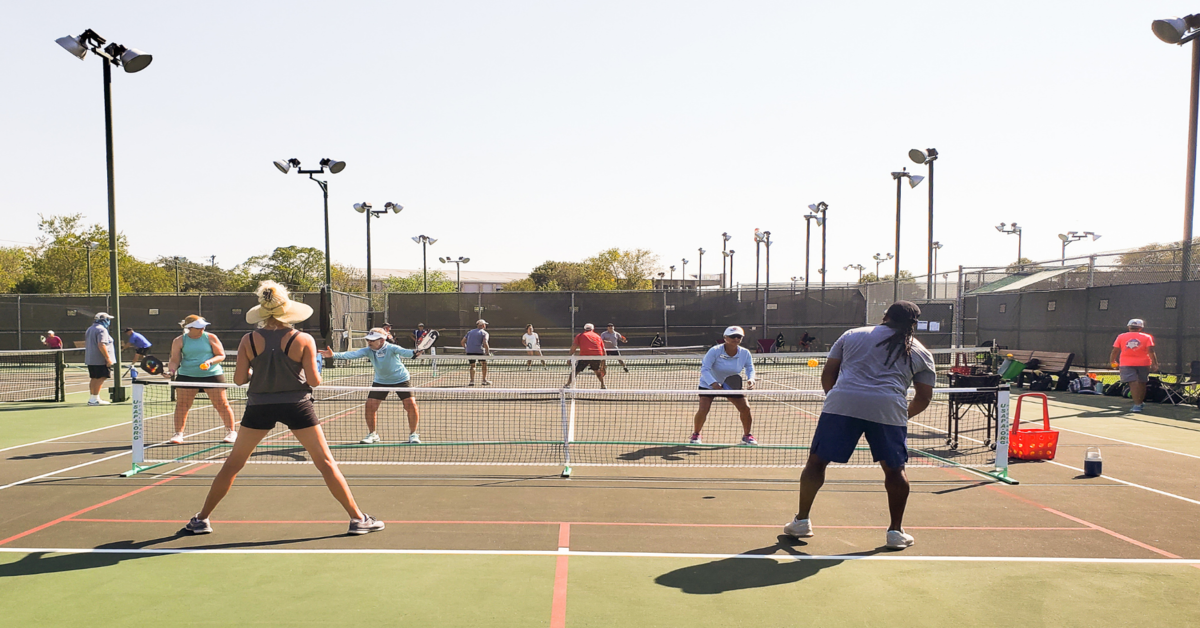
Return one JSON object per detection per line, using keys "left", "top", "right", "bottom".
{"left": 1046, "top": 461, "right": 1200, "bottom": 507}
{"left": 1045, "top": 424, "right": 1200, "bottom": 461}
{"left": 0, "top": 420, "right": 132, "bottom": 453}
{"left": 0, "top": 546, "right": 1196, "bottom": 564}
{"left": 0, "top": 451, "right": 130, "bottom": 491}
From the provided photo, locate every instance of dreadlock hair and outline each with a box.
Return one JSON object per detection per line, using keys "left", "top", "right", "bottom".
{"left": 875, "top": 301, "right": 921, "bottom": 367}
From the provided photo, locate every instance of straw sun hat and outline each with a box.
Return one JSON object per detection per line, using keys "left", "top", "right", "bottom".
{"left": 245, "top": 280, "right": 313, "bottom": 325}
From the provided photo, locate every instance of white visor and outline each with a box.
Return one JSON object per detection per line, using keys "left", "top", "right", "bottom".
{"left": 185, "top": 319, "right": 211, "bottom": 329}
{"left": 364, "top": 331, "right": 387, "bottom": 341}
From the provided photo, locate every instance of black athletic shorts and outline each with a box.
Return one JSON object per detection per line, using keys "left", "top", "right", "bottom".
{"left": 174, "top": 373, "right": 227, "bottom": 392}
{"left": 87, "top": 364, "right": 111, "bottom": 379}
{"left": 574, "top": 359, "right": 604, "bottom": 374}
{"left": 605, "top": 350, "right": 621, "bottom": 356}
{"left": 467, "top": 352, "right": 487, "bottom": 365}
{"left": 241, "top": 399, "right": 321, "bottom": 431}
{"left": 368, "top": 380, "right": 413, "bottom": 401}
{"left": 135, "top": 347, "right": 151, "bottom": 356}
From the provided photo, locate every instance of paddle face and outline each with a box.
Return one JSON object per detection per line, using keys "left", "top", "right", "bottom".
{"left": 723, "top": 374, "right": 743, "bottom": 390}
{"left": 415, "top": 329, "right": 439, "bottom": 352}
{"left": 140, "top": 355, "right": 164, "bottom": 375}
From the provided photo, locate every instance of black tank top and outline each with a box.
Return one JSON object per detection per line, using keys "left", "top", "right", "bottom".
{"left": 246, "top": 328, "right": 312, "bottom": 405}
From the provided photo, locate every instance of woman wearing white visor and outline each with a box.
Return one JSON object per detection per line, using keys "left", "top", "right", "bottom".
{"left": 321, "top": 327, "right": 424, "bottom": 444}
{"left": 165, "top": 315, "right": 237, "bottom": 444}
{"left": 692, "top": 325, "right": 758, "bottom": 446}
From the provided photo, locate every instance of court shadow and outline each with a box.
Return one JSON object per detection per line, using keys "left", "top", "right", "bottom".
{"left": 0, "top": 533, "right": 344, "bottom": 579}
{"left": 618, "top": 445, "right": 732, "bottom": 462}
{"left": 655, "top": 536, "right": 882, "bottom": 594}
{"left": 9, "top": 445, "right": 130, "bottom": 460}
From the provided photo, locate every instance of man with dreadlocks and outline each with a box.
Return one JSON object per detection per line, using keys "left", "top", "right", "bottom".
{"left": 783, "top": 301, "right": 936, "bottom": 550}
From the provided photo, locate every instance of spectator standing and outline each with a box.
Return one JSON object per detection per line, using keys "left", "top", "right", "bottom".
{"left": 84, "top": 312, "right": 116, "bottom": 406}
{"left": 1109, "top": 318, "right": 1159, "bottom": 413}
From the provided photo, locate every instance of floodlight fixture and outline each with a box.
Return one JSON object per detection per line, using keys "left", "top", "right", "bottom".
{"left": 55, "top": 34, "right": 88, "bottom": 59}
{"left": 384, "top": 202, "right": 402, "bottom": 214}
{"left": 353, "top": 202, "right": 372, "bottom": 213}
{"left": 909, "top": 147, "right": 938, "bottom": 164}
{"left": 1153, "top": 14, "right": 1200, "bottom": 44}
{"left": 274, "top": 158, "right": 300, "bottom": 174}
{"left": 320, "top": 158, "right": 346, "bottom": 174}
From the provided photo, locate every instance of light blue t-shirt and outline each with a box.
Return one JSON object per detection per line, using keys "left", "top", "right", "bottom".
{"left": 333, "top": 343, "right": 415, "bottom": 385}
{"left": 821, "top": 325, "right": 936, "bottom": 426}
{"left": 84, "top": 323, "right": 115, "bottom": 366}
{"left": 699, "top": 345, "right": 756, "bottom": 388}
{"left": 464, "top": 328, "right": 489, "bottom": 354}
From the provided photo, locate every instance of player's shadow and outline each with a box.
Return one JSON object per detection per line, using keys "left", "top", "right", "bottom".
{"left": 0, "top": 533, "right": 344, "bottom": 579}
{"left": 655, "top": 536, "right": 882, "bottom": 594}
{"left": 9, "top": 445, "right": 130, "bottom": 460}
{"left": 618, "top": 445, "right": 728, "bottom": 462}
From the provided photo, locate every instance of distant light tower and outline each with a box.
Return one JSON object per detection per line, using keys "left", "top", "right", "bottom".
{"left": 890, "top": 168, "right": 924, "bottom": 302}
{"left": 909, "top": 148, "right": 939, "bottom": 297}
{"left": 720, "top": 232, "right": 733, "bottom": 289}
{"left": 1058, "top": 231, "right": 1101, "bottom": 266}
{"left": 873, "top": 252, "right": 894, "bottom": 279}
{"left": 844, "top": 263, "right": 865, "bottom": 282}
{"left": 723, "top": 250, "right": 735, "bottom": 291}
{"left": 697, "top": 248, "right": 706, "bottom": 292}
{"left": 996, "top": 222, "right": 1023, "bottom": 267}
{"left": 439, "top": 256, "right": 470, "bottom": 292}
{"left": 807, "top": 203, "right": 829, "bottom": 290}
{"left": 354, "top": 201, "right": 402, "bottom": 319}
{"left": 412, "top": 235, "right": 438, "bottom": 291}
{"left": 273, "top": 157, "right": 347, "bottom": 290}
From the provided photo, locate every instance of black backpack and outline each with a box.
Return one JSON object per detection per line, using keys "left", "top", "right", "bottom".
{"left": 1104, "top": 381, "right": 1129, "bottom": 397}
{"left": 1028, "top": 373, "right": 1055, "bottom": 391}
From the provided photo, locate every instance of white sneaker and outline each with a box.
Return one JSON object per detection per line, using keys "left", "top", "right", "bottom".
{"left": 783, "top": 517, "right": 814, "bottom": 538}
{"left": 88, "top": 399, "right": 111, "bottom": 406}
{"left": 689, "top": 432, "right": 702, "bottom": 444}
{"left": 169, "top": 432, "right": 185, "bottom": 444}
{"left": 360, "top": 432, "right": 381, "bottom": 444}
{"left": 222, "top": 431, "right": 238, "bottom": 444}
{"left": 408, "top": 433, "right": 421, "bottom": 444}
{"left": 886, "top": 529, "right": 915, "bottom": 550}
{"left": 481, "top": 380, "right": 492, "bottom": 386}
{"left": 467, "top": 381, "right": 475, "bottom": 387}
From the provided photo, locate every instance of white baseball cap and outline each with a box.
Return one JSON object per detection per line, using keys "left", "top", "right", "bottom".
{"left": 364, "top": 330, "right": 387, "bottom": 340}
{"left": 723, "top": 326, "right": 746, "bottom": 337}
{"left": 477, "top": 319, "right": 488, "bottom": 326}
{"left": 1127, "top": 318, "right": 1145, "bottom": 328}
{"left": 94, "top": 312, "right": 113, "bottom": 321}
{"left": 583, "top": 323, "right": 595, "bottom": 331}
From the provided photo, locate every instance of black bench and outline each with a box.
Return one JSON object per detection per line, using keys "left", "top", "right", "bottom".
{"left": 1001, "top": 350, "right": 1075, "bottom": 390}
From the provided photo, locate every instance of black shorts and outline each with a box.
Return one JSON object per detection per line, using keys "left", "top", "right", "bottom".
{"left": 574, "top": 359, "right": 604, "bottom": 374}
{"left": 87, "top": 364, "right": 111, "bottom": 379}
{"left": 605, "top": 350, "right": 621, "bottom": 356}
{"left": 174, "top": 373, "right": 227, "bottom": 392}
{"left": 241, "top": 399, "right": 321, "bottom": 431}
{"left": 467, "top": 353, "right": 487, "bottom": 365}
{"left": 698, "top": 386, "right": 745, "bottom": 400}
{"left": 368, "top": 380, "right": 413, "bottom": 401}
{"left": 135, "top": 347, "right": 151, "bottom": 356}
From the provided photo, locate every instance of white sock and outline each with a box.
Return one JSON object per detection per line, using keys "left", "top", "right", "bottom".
{"left": 89, "top": 395, "right": 98, "bottom": 402}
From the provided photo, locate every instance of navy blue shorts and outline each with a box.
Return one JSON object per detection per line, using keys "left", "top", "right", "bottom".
{"left": 811, "top": 412, "right": 908, "bottom": 468}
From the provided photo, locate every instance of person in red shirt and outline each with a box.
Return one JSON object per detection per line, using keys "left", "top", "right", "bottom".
{"left": 42, "top": 331, "right": 64, "bottom": 350}
{"left": 1108, "top": 318, "right": 1159, "bottom": 413}
{"left": 567, "top": 323, "right": 608, "bottom": 389}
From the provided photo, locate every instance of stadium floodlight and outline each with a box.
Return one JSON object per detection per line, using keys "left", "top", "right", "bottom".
{"left": 872, "top": 252, "right": 893, "bottom": 280}
{"left": 355, "top": 201, "right": 397, "bottom": 324}
{"left": 321, "top": 158, "right": 346, "bottom": 174}
{"left": 385, "top": 202, "right": 403, "bottom": 214}
{"left": 273, "top": 157, "right": 347, "bottom": 295}
{"left": 997, "top": 222, "right": 1023, "bottom": 264}
{"left": 353, "top": 202, "right": 372, "bottom": 213}
{"left": 1153, "top": 15, "right": 1200, "bottom": 44}
{"left": 889, "top": 169, "right": 922, "bottom": 301}
{"left": 53, "top": 27, "right": 154, "bottom": 402}
{"left": 413, "top": 235, "right": 438, "bottom": 291}
{"left": 720, "top": 231, "right": 733, "bottom": 290}
{"left": 908, "top": 148, "right": 940, "bottom": 295}
{"left": 1058, "top": 231, "right": 1101, "bottom": 265}
{"left": 274, "top": 158, "right": 300, "bottom": 174}
{"left": 806, "top": 202, "right": 829, "bottom": 291}
{"left": 440, "top": 256, "right": 470, "bottom": 291}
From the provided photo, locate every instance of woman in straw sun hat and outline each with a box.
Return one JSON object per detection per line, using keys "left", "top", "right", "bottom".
{"left": 182, "top": 280, "right": 384, "bottom": 536}
{"left": 164, "top": 315, "right": 237, "bottom": 444}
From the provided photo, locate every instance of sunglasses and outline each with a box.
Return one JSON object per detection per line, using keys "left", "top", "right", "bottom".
{"left": 726, "top": 335, "right": 743, "bottom": 339}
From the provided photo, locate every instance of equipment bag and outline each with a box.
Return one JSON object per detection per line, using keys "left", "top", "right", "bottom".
{"left": 1028, "top": 373, "right": 1055, "bottom": 391}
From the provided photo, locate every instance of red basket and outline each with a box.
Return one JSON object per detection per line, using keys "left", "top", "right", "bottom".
{"left": 1009, "top": 393, "right": 1059, "bottom": 461}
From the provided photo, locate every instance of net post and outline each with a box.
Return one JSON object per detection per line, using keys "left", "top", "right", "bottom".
{"left": 994, "top": 384, "right": 1013, "bottom": 482}
{"left": 55, "top": 350, "right": 66, "bottom": 402}
{"left": 560, "top": 390, "right": 571, "bottom": 477}
{"left": 125, "top": 381, "right": 146, "bottom": 477}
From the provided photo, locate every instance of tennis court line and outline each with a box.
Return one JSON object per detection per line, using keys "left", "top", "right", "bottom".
{"left": 0, "top": 419, "right": 132, "bottom": 454}
{"left": 0, "top": 463, "right": 212, "bottom": 547}
{"left": 63, "top": 518, "right": 1091, "bottom": 531}
{"left": 0, "top": 450, "right": 130, "bottom": 492}
{"left": 1045, "top": 460, "right": 1200, "bottom": 507}
{"left": 552, "top": 523, "right": 569, "bottom": 628}
{"left": 1047, "top": 424, "right": 1200, "bottom": 461}
{"left": 0, "top": 546, "right": 1196, "bottom": 564}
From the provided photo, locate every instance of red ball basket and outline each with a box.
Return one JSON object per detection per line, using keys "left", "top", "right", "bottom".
{"left": 1009, "top": 393, "right": 1059, "bottom": 461}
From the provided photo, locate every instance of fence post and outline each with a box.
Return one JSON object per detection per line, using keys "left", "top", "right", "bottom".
{"left": 16, "top": 295, "right": 21, "bottom": 351}
{"left": 1088, "top": 256, "right": 1096, "bottom": 288}
{"left": 570, "top": 292, "right": 575, "bottom": 337}
{"left": 662, "top": 290, "right": 669, "bottom": 346}
{"left": 953, "top": 266, "right": 965, "bottom": 347}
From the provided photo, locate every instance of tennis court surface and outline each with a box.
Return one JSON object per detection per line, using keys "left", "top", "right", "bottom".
{"left": 2, "top": 376, "right": 1199, "bottom": 626}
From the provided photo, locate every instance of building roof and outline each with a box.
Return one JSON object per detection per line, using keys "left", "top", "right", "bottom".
{"left": 368, "top": 268, "right": 529, "bottom": 283}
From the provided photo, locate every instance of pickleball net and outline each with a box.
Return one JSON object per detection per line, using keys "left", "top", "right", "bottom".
{"left": 128, "top": 378, "right": 1011, "bottom": 480}
{"left": 0, "top": 348, "right": 83, "bottom": 402}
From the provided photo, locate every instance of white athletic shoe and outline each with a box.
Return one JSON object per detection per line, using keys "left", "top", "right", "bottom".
{"left": 87, "top": 398, "right": 111, "bottom": 406}
{"left": 885, "top": 529, "right": 915, "bottom": 550}
{"left": 467, "top": 381, "right": 476, "bottom": 387}
{"left": 783, "top": 517, "right": 814, "bottom": 538}
{"left": 408, "top": 433, "right": 421, "bottom": 444}
{"left": 481, "top": 380, "right": 492, "bottom": 386}
{"left": 169, "top": 432, "right": 185, "bottom": 444}
{"left": 360, "top": 432, "right": 381, "bottom": 444}
{"left": 689, "top": 432, "right": 702, "bottom": 444}
{"left": 222, "top": 431, "right": 237, "bottom": 444}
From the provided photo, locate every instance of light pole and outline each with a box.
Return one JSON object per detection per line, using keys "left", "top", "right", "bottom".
{"left": 760, "top": 231, "right": 772, "bottom": 340}
{"left": 803, "top": 211, "right": 823, "bottom": 293}
{"left": 1058, "top": 231, "right": 1101, "bottom": 265}
{"left": 723, "top": 250, "right": 735, "bottom": 292}
{"left": 996, "top": 222, "right": 1023, "bottom": 267}
{"left": 1152, "top": 14, "right": 1200, "bottom": 281}
{"left": 807, "top": 203, "right": 829, "bottom": 290}
{"left": 844, "top": 263, "right": 865, "bottom": 282}
{"left": 681, "top": 259, "right": 689, "bottom": 291}
{"left": 873, "top": 252, "right": 893, "bottom": 279}
{"left": 791, "top": 276, "right": 801, "bottom": 292}
{"left": 753, "top": 229, "right": 764, "bottom": 299}
{"left": 173, "top": 256, "right": 181, "bottom": 294}
{"left": 669, "top": 264, "right": 676, "bottom": 288}
{"left": 412, "top": 235, "right": 438, "bottom": 292}
{"left": 720, "top": 232, "right": 732, "bottom": 289}
{"left": 697, "top": 248, "right": 705, "bottom": 292}
{"left": 439, "top": 256, "right": 470, "bottom": 292}
{"left": 273, "top": 157, "right": 346, "bottom": 291}
{"left": 86, "top": 242, "right": 98, "bottom": 294}
{"left": 657, "top": 271, "right": 666, "bottom": 289}
{"left": 909, "top": 148, "right": 939, "bottom": 297}
{"left": 890, "top": 168, "right": 924, "bottom": 302}
{"left": 932, "top": 242, "right": 943, "bottom": 298}
{"left": 355, "top": 201, "right": 402, "bottom": 323}
{"left": 56, "top": 28, "right": 153, "bottom": 403}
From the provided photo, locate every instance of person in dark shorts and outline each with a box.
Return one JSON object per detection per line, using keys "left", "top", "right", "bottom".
{"left": 165, "top": 315, "right": 237, "bottom": 444}
{"left": 783, "top": 301, "right": 935, "bottom": 551}
{"left": 600, "top": 323, "right": 630, "bottom": 373}
{"left": 181, "top": 280, "right": 384, "bottom": 537}
{"left": 321, "top": 327, "right": 424, "bottom": 444}
{"left": 692, "top": 325, "right": 757, "bottom": 445}
{"left": 1109, "top": 318, "right": 1159, "bottom": 413}
{"left": 461, "top": 319, "right": 491, "bottom": 385}
{"left": 123, "top": 328, "right": 153, "bottom": 358}
{"left": 84, "top": 312, "right": 116, "bottom": 406}
{"left": 566, "top": 323, "right": 608, "bottom": 388}
{"left": 410, "top": 323, "right": 427, "bottom": 346}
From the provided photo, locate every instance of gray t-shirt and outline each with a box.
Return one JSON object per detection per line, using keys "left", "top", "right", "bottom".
{"left": 600, "top": 330, "right": 622, "bottom": 350}
{"left": 821, "top": 325, "right": 936, "bottom": 426}
{"left": 84, "top": 323, "right": 115, "bottom": 366}
{"left": 464, "top": 328, "right": 489, "bottom": 354}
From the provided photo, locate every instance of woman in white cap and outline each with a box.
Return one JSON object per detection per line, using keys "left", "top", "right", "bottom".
{"left": 165, "top": 315, "right": 237, "bottom": 444}
{"left": 691, "top": 326, "right": 757, "bottom": 446}
{"left": 321, "top": 327, "right": 424, "bottom": 444}
{"left": 523, "top": 324, "right": 547, "bottom": 370}
{"left": 182, "top": 280, "right": 383, "bottom": 536}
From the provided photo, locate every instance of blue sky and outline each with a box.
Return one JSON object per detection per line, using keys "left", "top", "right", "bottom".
{"left": 3, "top": 1, "right": 1195, "bottom": 284}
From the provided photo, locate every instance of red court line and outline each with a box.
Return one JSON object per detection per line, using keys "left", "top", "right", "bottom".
{"left": 551, "top": 523, "right": 569, "bottom": 628}
{"left": 0, "top": 464, "right": 212, "bottom": 547}
{"left": 64, "top": 518, "right": 1089, "bottom": 531}
{"left": 941, "top": 468, "right": 1184, "bottom": 560}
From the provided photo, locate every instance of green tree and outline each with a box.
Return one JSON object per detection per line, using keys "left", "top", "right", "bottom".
{"left": 0, "top": 246, "right": 31, "bottom": 293}
{"left": 501, "top": 277, "right": 537, "bottom": 291}
{"left": 16, "top": 214, "right": 173, "bottom": 293}
{"left": 1005, "top": 257, "right": 1035, "bottom": 273}
{"left": 381, "top": 270, "right": 457, "bottom": 292}
{"left": 239, "top": 246, "right": 327, "bottom": 292}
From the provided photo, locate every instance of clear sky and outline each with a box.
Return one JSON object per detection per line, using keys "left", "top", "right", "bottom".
{"left": 3, "top": 1, "right": 1196, "bottom": 285}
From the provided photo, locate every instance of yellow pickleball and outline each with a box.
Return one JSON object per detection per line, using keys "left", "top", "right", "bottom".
{"left": 200, "top": 363, "right": 210, "bottom": 370}
{"left": 807, "top": 359, "right": 819, "bottom": 368}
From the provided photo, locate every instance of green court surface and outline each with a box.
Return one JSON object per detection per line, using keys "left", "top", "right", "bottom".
{"left": 2, "top": 389, "right": 1200, "bottom": 627}
{"left": 0, "top": 392, "right": 128, "bottom": 451}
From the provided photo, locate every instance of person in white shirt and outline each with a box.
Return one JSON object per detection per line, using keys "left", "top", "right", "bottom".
{"left": 600, "top": 323, "right": 629, "bottom": 373}
{"left": 522, "top": 324, "right": 547, "bottom": 370}
{"left": 692, "top": 326, "right": 757, "bottom": 446}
